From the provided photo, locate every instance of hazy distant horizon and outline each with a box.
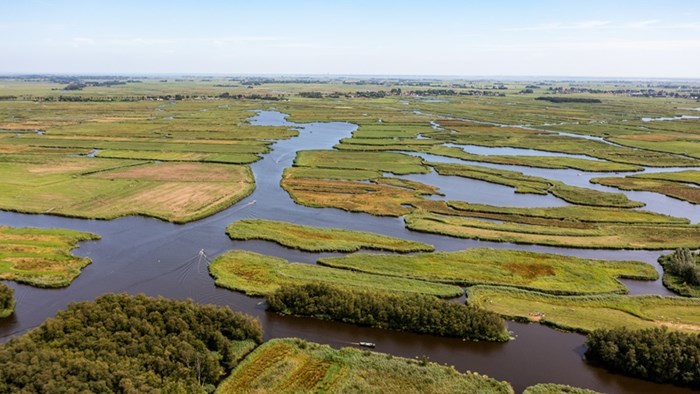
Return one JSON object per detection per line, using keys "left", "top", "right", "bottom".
{"left": 3, "top": 73, "right": 700, "bottom": 83}
{"left": 2, "top": 0, "right": 699, "bottom": 78}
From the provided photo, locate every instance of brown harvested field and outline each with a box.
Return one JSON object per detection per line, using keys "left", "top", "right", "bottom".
{"left": 90, "top": 162, "right": 245, "bottom": 182}
{"left": 282, "top": 176, "right": 422, "bottom": 216}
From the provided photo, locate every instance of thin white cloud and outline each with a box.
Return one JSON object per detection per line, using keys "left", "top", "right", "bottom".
{"left": 505, "top": 20, "right": 610, "bottom": 32}
{"left": 503, "top": 19, "right": 700, "bottom": 32}
{"left": 467, "top": 39, "right": 700, "bottom": 52}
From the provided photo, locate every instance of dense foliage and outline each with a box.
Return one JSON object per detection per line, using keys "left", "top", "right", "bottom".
{"left": 660, "top": 248, "right": 700, "bottom": 286}
{"left": 266, "top": 283, "right": 509, "bottom": 341}
{"left": 0, "top": 282, "right": 13, "bottom": 317}
{"left": 0, "top": 294, "right": 262, "bottom": 393}
{"left": 585, "top": 327, "right": 700, "bottom": 387}
{"left": 536, "top": 97, "right": 602, "bottom": 103}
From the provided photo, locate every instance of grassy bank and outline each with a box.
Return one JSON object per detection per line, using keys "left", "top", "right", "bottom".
{"left": 404, "top": 212, "right": 700, "bottom": 249}
{"left": 208, "top": 250, "right": 462, "bottom": 297}
{"left": 445, "top": 202, "right": 688, "bottom": 225}
{"left": 281, "top": 168, "right": 427, "bottom": 216}
{"left": 0, "top": 226, "right": 100, "bottom": 287}
{"left": 467, "top": 285, "right": 700, "bottom": 333}
{"left": 319, "top": 248, "right": 656, "bottom": 295}
{"left": 226, "top": 219, "right": 434, "bottom": 253}
{"left": 523, "top": 384, "right": 600, "bottom": 394}
{"left": 592, "top": 170, "right": 700, "bottom": 204}
{"left": 294, "top": 150, "right": 430, "bottom": 175}
{"left": 217, "top": 338, "right": 514, "bottom": 394}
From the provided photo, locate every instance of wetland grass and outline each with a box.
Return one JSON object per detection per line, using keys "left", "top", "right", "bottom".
{"left": 227, "top": 219, "right": 434, "bottom": 253}
{"left": 0, "top": 226, "right": 100, "bottom": 288}
{"left": 467, "top": 285, "right": 700, "bottom": 333}
{"left": 217, "top": 338, "right": 514, "bottom": 394}
{"left": 208, "top": 250, "right": 462, "bottom": 298}
{"left": 319, "top": 248, "right": 656, "bottom": 295}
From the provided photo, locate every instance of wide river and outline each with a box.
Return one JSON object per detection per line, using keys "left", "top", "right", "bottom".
{"left": 0, "top": 110, "right": 696, "bottom": 393}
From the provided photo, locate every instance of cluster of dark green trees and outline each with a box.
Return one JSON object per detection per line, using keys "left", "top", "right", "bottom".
{"left": 586, "top": 327, "right": 700, "bottom": 388}
{"left": 535, "top": 97, "right": 602, "bottom": 103}
{"left": 659, "top": 248, "right": 700, "bottom": 286}
{"left": 0, "top": 294, "right": 262, "bottom": 393}
{"left": 0, "top": 283, "right": 13, "bottom": 317}
{"left": 266, "top": 283, "right": 509, "bottom": 342}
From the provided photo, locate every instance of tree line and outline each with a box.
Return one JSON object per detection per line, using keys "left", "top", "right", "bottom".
{"left": 0, "top": 283, "right": 13, "bottom": 317}
{"left": 535, "top": 96, "right": 602, "bottom": 103}
{"left": 0, "top": 293, "right": 262, "bottom": 393}
{"left": 266, "top": 283, "right": 509, "bottom": 342}
{"left": 659, "top": 248, "right": 700, "bottom": 286}
{"left": 586, "top": 327, "right": 700, "bottom": 388}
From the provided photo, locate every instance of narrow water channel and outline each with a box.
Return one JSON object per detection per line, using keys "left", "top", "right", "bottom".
{"left": 0, "top": 110, "right": 695, "bottom": 393}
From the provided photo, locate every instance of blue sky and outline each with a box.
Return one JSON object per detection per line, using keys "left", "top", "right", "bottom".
{"left": 1, "top": 0, "right": 699, "bottom": 77}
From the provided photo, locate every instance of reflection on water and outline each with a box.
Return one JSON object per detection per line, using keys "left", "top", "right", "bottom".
{"left": 0, "top": 111, "right": 696, "bottom": 394}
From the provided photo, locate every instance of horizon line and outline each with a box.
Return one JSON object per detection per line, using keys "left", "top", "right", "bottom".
{"left": 1, "top": 72, "right": 700, "bottom": 82}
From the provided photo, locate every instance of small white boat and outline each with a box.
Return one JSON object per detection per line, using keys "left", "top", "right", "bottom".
{"left": 359, "top": 342, "right": 376, "bottom": 348}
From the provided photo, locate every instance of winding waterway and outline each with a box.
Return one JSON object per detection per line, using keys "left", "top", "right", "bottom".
{"left": 0, "top": 110, "right": 696, "bottom": 393}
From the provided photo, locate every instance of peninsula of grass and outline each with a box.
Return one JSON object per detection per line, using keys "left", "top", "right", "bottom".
{"left": 404, "top": 212, "right": 700, "bottom": 250}
{"left": 0, "top": 226, "right": 100, "bottom": 288}
{"left": 523, "top": 384, "right": 601, "bottom": 394}
{"left": 227, "top": 219, "right": 434, "bottom": 253}
{"left": 467, "top": 285, "right": 700, "bottom": 333}
{"left": 281, "top": 168, "right": 427, "bottom": 216}
{"left": 0, "top": 293, "right": 263, "bottom": 393}
{"left": 445, "top": 201, "right": 688, "bottom": 225}
{"left": 592, "top": 170, "right": 700, "bottom": 204}
{"left": 658, "top": 249, "right": 700, "bottom": 297}
{"left": 208, "top": 250, "right": 462, "bottom": 298}
{"left": 294, "top": 150, "right": 429, "bottom": 175}
{"left": 429, "top": 162, "right": 643, "bottom": 208}
{"left": 217, "top": 338, "right": 514, "bottom": 394}
{"left": 268, "top": 283, "right": 509, "bottom": 341}
{"left": 319, "top": 248, "right": 656, "bottom": 295}
{"left": 0, "top": 282, "right": 14, "bottom": 318}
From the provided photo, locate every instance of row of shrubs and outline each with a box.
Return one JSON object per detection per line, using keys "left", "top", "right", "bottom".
{"left": 266, "top": 283, "right": 510, "bottom": 342}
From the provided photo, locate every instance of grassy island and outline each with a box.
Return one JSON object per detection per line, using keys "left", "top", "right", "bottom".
{"left": 319, "top": 248, "right": 657, "bottom": 295}
{"left": 0, "top": 226, "right": 100, "bottom": 287}
{"left": 227, "top": 219, "right": 434, "bottom": 253}
{"left": 592, "top": 170, "right": 700, "bottom": 204}
{"left": 208, "top": 250, "right": 462, "bottom": 297}
{"left": 467, "top": 286, "right": 700, "bottom": 333}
